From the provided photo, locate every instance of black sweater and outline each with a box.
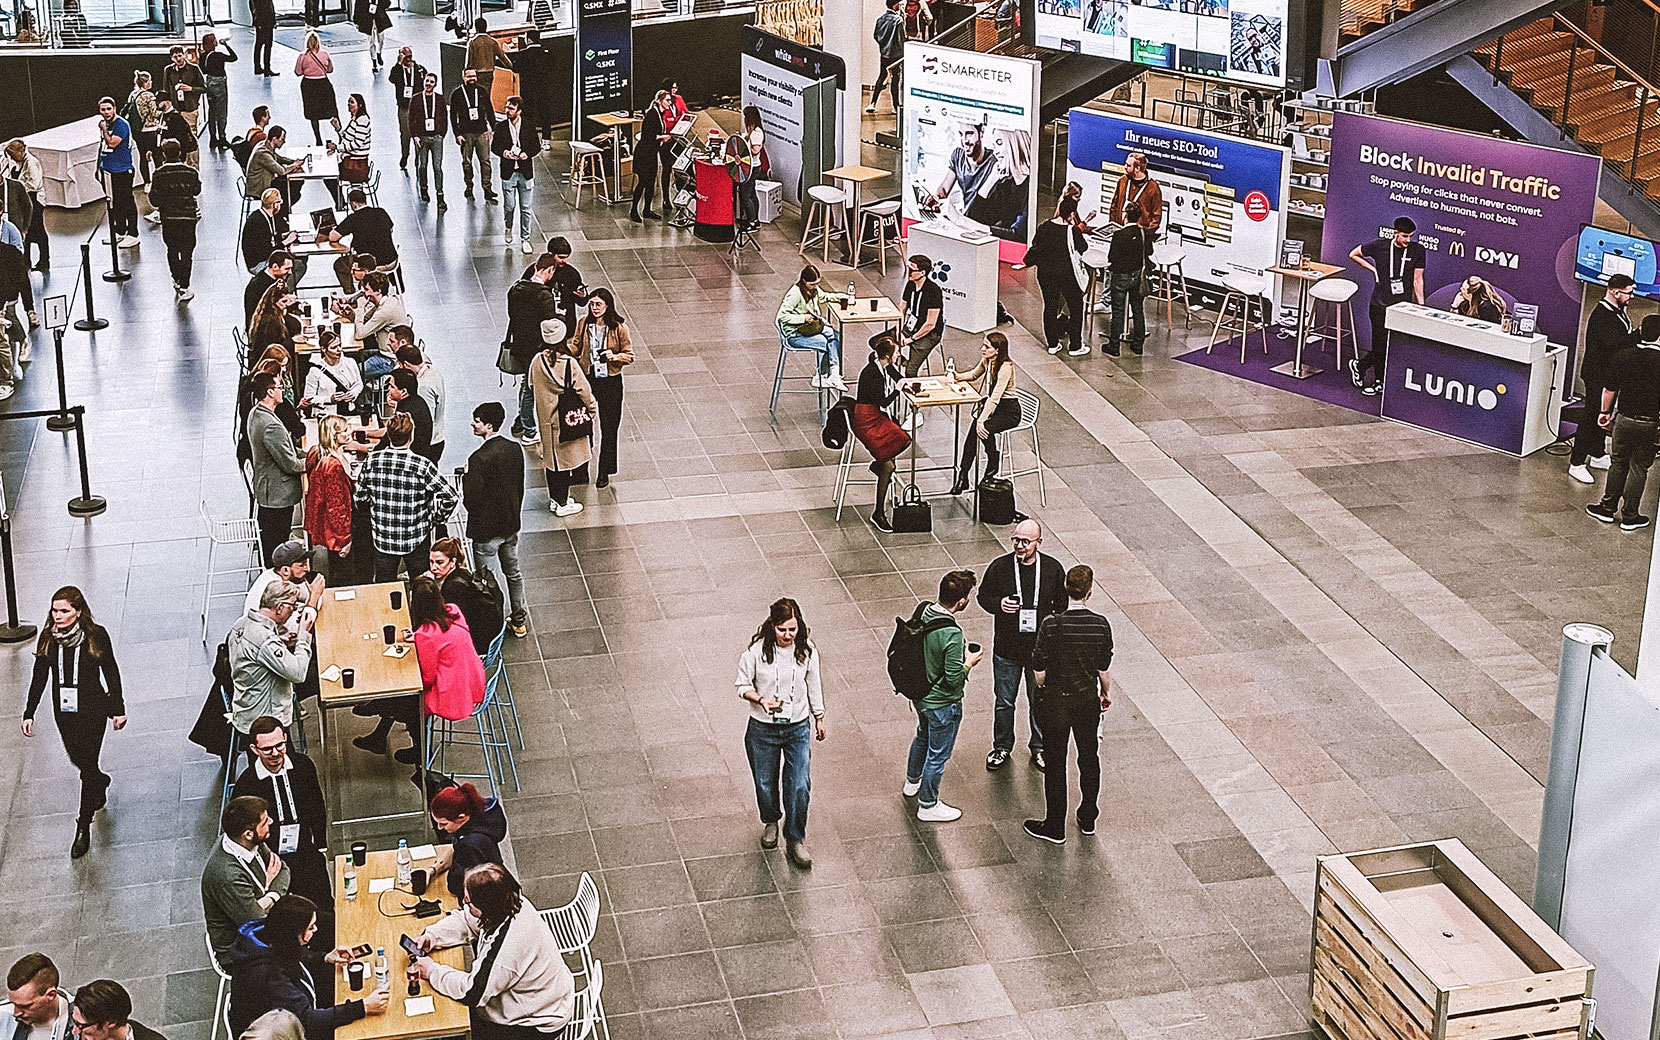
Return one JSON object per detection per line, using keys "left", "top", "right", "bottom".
{"left": 232, "top": 751, "right": 328, "bottom": 855}
{"left": 25, "top": 628, "right": 124, "bottom": 721}
{"left": 1107, "top": 223, "right": 1152, "bottom": 274}
{"left": 976, "top": 552, "right": 1069, "bottom": 664}
{"left": 464, "top": 435, "right": 526, "bottom": 542}
{"left": 857, "top": 359, "right": 901, "bottom": 409}
{"left": 1026, "top": 220, "right": 1086, "bottom": 286}
{"left": 1583, "top": 301, "right": 1637, "bottom": 390}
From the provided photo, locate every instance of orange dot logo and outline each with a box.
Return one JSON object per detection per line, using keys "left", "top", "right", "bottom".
{"left": 1496, "top": 384, "right": 1507, "bottom": 394}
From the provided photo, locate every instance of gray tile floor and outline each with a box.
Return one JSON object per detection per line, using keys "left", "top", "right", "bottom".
{"left": 0, "top": 18, "right": 1649, "bottom": 1040}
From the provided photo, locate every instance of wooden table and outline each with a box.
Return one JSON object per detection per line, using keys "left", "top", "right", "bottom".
{"left": 1267, "top": 260, "right": 1344, "bottom": 379}
{"left": 824, "top": 164, "right": 888, "bottom": 267}
{"left": 899, "top": 376, "right": 981, "bottom": 500}
{"left": 333, "top": 849, "right": 470, "bottom": 1040}
{"left": 588, "top": 112, "right": 642, "bottom": 205}
{"left": 828, "top": 296, "right": 903, "bottom": 378}
{"left": 293, "top": 145, "right": 342, "bottom": 183}
{"left": 295, "top": 290, "right": 364, "bottom": 355}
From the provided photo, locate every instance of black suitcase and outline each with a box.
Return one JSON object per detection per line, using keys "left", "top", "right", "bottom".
{"left": 977, "top": 476, "right": 1016, "bottom": 525}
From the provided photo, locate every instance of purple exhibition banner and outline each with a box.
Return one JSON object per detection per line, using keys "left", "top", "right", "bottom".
{"left": 1381, "top": 332, "right": 1532, "bottom": 453}
{"left": 1320, "top": 113, "right": 1601, "bottom": 356}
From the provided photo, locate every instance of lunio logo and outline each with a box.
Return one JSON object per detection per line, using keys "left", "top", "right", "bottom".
{"left": 1402, "top": 368, "right": 1506, "bottom": 410}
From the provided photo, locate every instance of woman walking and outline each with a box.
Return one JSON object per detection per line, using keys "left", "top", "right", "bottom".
{"left": 353, "top": 0, "right": 392, "bottom": 71}
{"left": 949, "top": 332, "right": 1020, "bottom": 495}
{"left": 530, "top": 324, "right": 597, "bottom": 517}
{"left": 736, "top": 598, "right": 825, "bottom": 869}
{"left": 1027, "top": 197, "right": 1090, "bottom": 356}
{"left": 853, "top": 332, "right": 910, "bottom": 532}
{"left": 295, "top": 33, "right": 338, "bottom": 145}
{"left": 572, "top": 287, "right": 633, "bottom": 490}
{"left": 22, "top": 586, "right": 125, "bottom": 859}
{"left": 200, "top": 33, "right": 238, "bottom": 149}
{"left": 126, "top": 71, "right": 160, "bottom": 183}
{"left": 429, "top": 782, "right": 509, "bottom": 898}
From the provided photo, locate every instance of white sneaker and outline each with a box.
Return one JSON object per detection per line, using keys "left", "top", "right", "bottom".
{"left": 1047, "top": 343, "right": 1064, "bottom": 355}
{"left": 517, "top": 430, "right": 539, "bottom": 446}
{"left": 0, "top": 384, "right": 15, "bottom": 401}
{"left": 1589, "top": 454, "right": 1612, "bottom": 470}
{"left": 901, "top": 780, "right": 921, "bottom": 797}
{"left": 1067, "top": 343, "right": 1090, "bottom": 357}
{"left": 553, "top": 500, "right": 584, "bottom": 517}
{"left": 117, "top": 235, "right": 141, "bottom": 248}
{"left": 917, "top": 801, "right": 962, "bottom": 823}
{"left": 504, "top": 229, "right": 514, "bottom": 246}
{"left": 144, "top": 211, "right": 162, "bottom": 225}
{"left": 521, "top": 237, "right": 534, "bottom": 255}
{"left": 810, "top": 373, "right": 826, "bottom": 388}
{"left": 178, "top": 286, "right": 195, "bottom": 302}
{"left": 826, "top": 373, "right": 849, "bottom": 393}
{"left": 1568, "top": 464, "right": 1594, "bottom": 484}
{"left": 900, "top": 412, "right": 924, "bottom": 432}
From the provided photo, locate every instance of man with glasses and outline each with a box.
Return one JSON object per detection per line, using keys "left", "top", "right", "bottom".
{"left": 977, "top": 519, "right": 1068, "bottom": 773}
{"left": 232, "top": 716, "right": 331, "bottom": 909}
{"left": 67, "top": 983, "right": 163, "bottom": 1040}
{"left": 7, "top": 954, "right": 71, "bottom": 1040}
{"left": 226, "top": 582, "right": 313, "bottom": 756}
{"left": 1570, "top": 273, "right": 1636, "bottom": 483}
{"left": 899, "top": 254, "right": 945, "bottom": 380}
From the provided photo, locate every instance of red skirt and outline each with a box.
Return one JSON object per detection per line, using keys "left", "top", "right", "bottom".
{"left": 851, "top": 403, "right": 910, "bottom": 463}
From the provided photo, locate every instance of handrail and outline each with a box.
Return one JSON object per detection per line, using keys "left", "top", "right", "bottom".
{"left": 1545, "top": 12, "right": 1660, "bottom": 100}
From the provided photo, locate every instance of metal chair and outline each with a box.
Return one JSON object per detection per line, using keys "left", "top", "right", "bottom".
{"left": 833, "top": 435, "right": 880, "bottom": 521}
{"left": 855, "top": 199, "right": 902, "bottom": 274}
{"left": 770, "top": 328, "right": 830, "bottom": 427}
{"left": 1209, "top": 272, "right": 1271, "bottom": 363}
{"left": 799, "top": 184, "right": 851, "bottom": 265}
{"left": 1149, "top": 242, "right": 1193, "bottom": 330}
{"left": 206, "top": 932, "right": 233, "bottom": 1040}
{"left": 1307, "top": 277, "right": 1360, "bottom": 369}
{"left": 541, "top": 873, "right": 608, "bottom": 1040}
{"left": 994, "top": 387, "right": 1046, "bottom": 506}
{"left": 481, "top": 624, "right": 524, "bottom": 758}
{"left": 567, "top": 141, "right": 607, "bottom": 206}
{"left": 201, "top": 501, "right": 260, "bottom": 643}
{"left": 423, "top": 649, "right": 517, "bottom": 795}
{"left": 365, "top": 166, "right": 382, "bottom": 208}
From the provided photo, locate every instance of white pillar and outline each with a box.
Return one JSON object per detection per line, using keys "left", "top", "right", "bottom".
{"left": 1638, "top": 537, "right": 1660, "bottom": 685}
{"left": 821, "top": 0, "right": 870, "bottom": 170}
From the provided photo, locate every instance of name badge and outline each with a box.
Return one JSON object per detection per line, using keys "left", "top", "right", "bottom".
{"left": 402, "top": 84, "right": 413, "bottom": 98}
{"left": 468, "top": 108, "right": 479, "bottom": 122}
{"left": 1389, "top": 278, "right": 1405, "bottom": 296}
{"left": 1018, "top": 609, "right": 1038, "bottom": 634}
{"left": 278, "top": 823, "right": 301, "bottom": 855}
{"left": 425, "top": 118, "right": 436, "bottom": 132}
{"left": 58, "top": 684, "right": 79, "bottom": 713}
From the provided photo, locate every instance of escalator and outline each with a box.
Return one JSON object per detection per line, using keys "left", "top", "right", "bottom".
{"left": 1319, "top": 0, "right": 1576, "bottom": 96}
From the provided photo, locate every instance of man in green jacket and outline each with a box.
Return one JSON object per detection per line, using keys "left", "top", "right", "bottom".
{"left": 202, "top": 795, "right": 292, "bottom": 964}
{"left": 904, "top": 569, "right": 983, "bottom": 822}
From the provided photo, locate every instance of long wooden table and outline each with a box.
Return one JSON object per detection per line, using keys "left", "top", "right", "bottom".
{"left": 333, "top": 848, "right": 470, "bottom": 1040}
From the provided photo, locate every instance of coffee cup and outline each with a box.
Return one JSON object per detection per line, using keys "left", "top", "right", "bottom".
{"left": 869, "top": 298, "right": 877, "bottom": 312}
{"left": 383, "top": 624, "right": 396, "bottom": 645}
{"left": 341, "top": 667, "right": 355, "bottom": 690}
{"left": 390, "top": 589, "right": 403, "bottom": 611}
{"left": 347, "top": 962, "right": 364, "bottom": 991}
{"left": 410, "top": 868, "right": 429, "bottom": 896}
{"left": 350, "top": 841, "right": 368, "bottom": 866}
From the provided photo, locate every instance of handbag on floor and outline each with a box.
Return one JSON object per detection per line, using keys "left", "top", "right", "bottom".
{"left": 977, "top": 475, "right": 1017, "bottom": 526}
{"left": 891, "top": 483, "right": 932, "bottom": 532}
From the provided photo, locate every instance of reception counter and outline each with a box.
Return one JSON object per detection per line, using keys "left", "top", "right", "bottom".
{"left": 1382, "top": 303, "right": 1566, "bottom": 456}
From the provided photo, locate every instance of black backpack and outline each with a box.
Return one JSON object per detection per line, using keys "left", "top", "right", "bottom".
{"left": 887, "top": 603, "right": 958, "bottom": 700}
{"left": 821, "top": 396, "right": 853, "bottom": 450}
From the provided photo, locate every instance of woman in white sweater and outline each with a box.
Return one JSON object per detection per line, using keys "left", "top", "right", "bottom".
{"left": 414, "top": 864, "right": 574, "bottom": 1040}
{"left": 736, "top": 597, "right": 825, "bottom": 870}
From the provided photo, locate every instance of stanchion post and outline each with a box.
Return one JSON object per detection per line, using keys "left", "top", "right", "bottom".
{"left": 67, "top": 406, "right": 106, "bottom": 517}
{"left": 0, "top": 473, "right": 37, "bottom": 643}
{"left": 45, "top": 295, "right": 73, "bottom": 431}
{"left": 101, "top": 181, "right": 130, "bottom": 284}
{"left": 72, "top": 244, "right": 109, "bottom": 331}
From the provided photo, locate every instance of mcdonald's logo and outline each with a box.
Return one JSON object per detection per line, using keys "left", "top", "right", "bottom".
{"left": 1449, "top": 241, "right": 1466, "bottom": 257}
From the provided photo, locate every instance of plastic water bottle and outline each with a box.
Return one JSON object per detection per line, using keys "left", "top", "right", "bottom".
{"left": 847, "top": 281, "right": 855, "bottom": 303}
{"left": 374, "top": 948, "right": 388, "bottom": 989}
{"left": 343, "top": 861, "right": 358, "bottom": 901}
{"left": 396, "top": 840, "right": 412, "bottom": 885}
{"left": 945, "top": 356, "right": 957, "bottom": 384}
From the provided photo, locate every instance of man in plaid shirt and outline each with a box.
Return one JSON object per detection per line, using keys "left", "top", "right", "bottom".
{"left": 355, "top": 413, "right": 459, "bottom": 581}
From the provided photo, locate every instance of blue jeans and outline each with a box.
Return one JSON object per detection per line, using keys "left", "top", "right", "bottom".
{"left": 992, "top": 655, "right": 1042, "bottom": 755}
{"left": 414, "top": 136, "right": 444, "bottom": 198}
{"left": 471, "top": 533, "right": 526, "bottom": 618}
{"left": 906, "top": 701, "right": 963, "bottom": 808}
{"left": 786, "top": 328, "right": 841, "bottom": 377}
{"left": 502, "top": 173, "right": 532, "bottom": 239}
{"left": 744, "top": 717, "right": 813, "bottom": 843}
{"left": 516, "top": 375, "right": 537, "bottom": 435}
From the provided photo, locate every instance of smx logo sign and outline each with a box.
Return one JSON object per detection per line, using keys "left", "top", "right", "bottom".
{"left": 1402, "top": 368, "right": 1506, "bottom": 411}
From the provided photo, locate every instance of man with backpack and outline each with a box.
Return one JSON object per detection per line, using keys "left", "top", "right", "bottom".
{"left": 891, "top": 569, "right": 982, "bottom": 822}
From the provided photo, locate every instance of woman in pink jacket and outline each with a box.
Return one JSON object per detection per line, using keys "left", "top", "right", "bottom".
{"left": 353, "top": 576, "right": 485, "bottom": 763}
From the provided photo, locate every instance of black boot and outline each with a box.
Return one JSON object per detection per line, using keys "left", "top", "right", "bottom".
{"left": 71, "top": 823, "right": 91, "bottom": 859}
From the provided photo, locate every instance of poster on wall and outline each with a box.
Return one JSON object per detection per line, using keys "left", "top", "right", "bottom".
{"left": 1066, "top": 109, "right": 1289, "bottom": 304}
{"left": 575, "top": 0, "right": 631, "bottom": 130}
{"left": 1032, "top": 0, "right": 1293, "bottom": 88}
{"left": 1320, "top": 113, "right": 1602, "bottom": 357}
{"left": 901, "top": 43, "right": 1041, "bottom": 264}
{"left": 740, "top": 26, "right": 846, "bottom": 209}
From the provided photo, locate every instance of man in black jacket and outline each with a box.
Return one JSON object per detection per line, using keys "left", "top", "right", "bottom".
{"left": 450, "top": 68, "right": 497, "bottom": 203}
{"left": 251, "top": 0, "right": 276, "bottom": 75}
{"left": 504, "top": 254, "right": 560, "bottom": 442}
{"left": 147, "top": 139, "right": 201, "bottom": 301}
{"left": 245, "top": 252, "right": 292, "bottom": 327}
{"left": 521, "top": 237, "right": 587, "bottom": 327}
{"left": 515, "top": 31, "right": 558, "bottom": 142}
{"left": 977, "top": 518, "right": 1068, "bottom": 772}
{"left": 389, "top": 48, "right": 427, "bottom": 170}
{"left": 1570, "top": 273, "right": 1637, "bottom": 483}
{"left": 491, "top": 97, "right": 541, "bottom": 253}
{"left": 232, "top": 716, "right": 332, "bottom": 908}
{"left": 464, "top": 402, "right": 527, "bottom": 636}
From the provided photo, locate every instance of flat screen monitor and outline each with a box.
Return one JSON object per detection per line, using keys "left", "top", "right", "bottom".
{"left": 1028, "top": 0, "right": 1296, "bottom": 88}
{"left": 1576, "top": 225, "right": 1658, "bottom": 296}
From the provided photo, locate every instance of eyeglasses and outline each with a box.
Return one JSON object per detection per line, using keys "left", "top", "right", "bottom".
{"left": 255, "top": 740, "right": 288, "bottom": 753}
{"left": 1010, "top": 536, "right": 1037, "bottom": 546}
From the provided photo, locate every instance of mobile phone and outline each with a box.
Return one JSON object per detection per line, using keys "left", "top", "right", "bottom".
{"left": 350, "top": 943, "right": 373, "bottom": 959}
{"left": 399, "top": 933, "right": 423, "bottom": 959}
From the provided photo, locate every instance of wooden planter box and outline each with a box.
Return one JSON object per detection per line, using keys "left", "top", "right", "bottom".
{"left": 1311, "top": 840, "right": 1593, "bottom": 1040}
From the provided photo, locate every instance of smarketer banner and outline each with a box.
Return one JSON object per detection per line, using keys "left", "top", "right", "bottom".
{"left": 575, "top": 0, "right": 631, "bottom": 129}
{"left": 902, "top": 43, "right": 1040, "bottom": 263}
{"left": 1320, "top": 113, "right": 1601, "bottom": 355}
{"left": 740, "top": 26, "right": 846, "bottom": 208}
{"left": 1065, "top": 109, "right": 1288, "bottom": 304}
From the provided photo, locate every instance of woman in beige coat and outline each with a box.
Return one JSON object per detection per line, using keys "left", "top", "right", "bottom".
{"left": 529, "top": 319, "right": 597, "bottom": 518}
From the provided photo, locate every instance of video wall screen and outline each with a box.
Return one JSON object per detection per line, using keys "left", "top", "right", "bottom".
{"left": 1031, "top": 0, "right": 1292, "bottom": 88}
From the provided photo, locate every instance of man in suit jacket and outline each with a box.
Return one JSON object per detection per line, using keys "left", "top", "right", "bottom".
{"left": 232, "top": 716, "right": 331, "bottom": 910}
{"left": 464, "top": 402, "right": 527, "bottom": 636}
{"left": 245, "top": 253, "right": 292, "bottom": 328}
{"left": 247, "top": 372, "right": 307, "bottom": 565}
{"left": 203, "top": 795, "right": 292, "bottom": 965}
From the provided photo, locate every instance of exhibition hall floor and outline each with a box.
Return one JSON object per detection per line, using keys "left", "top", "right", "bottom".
{"left": 0, "top": 20, "right": 1650, "bottom": 1040}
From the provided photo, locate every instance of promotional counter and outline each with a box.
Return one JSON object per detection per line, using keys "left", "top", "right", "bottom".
{"left": 1381, "top": 304, "right": 1565, "bottom": 457}
{"left": 692, "top": 159, "right": 735, "bottom": 243}
{"left": 908, "top": 220, "right": 999, "bottom": 334}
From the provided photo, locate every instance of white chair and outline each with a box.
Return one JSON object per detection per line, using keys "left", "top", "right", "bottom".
{"left": 1307, "top": 277, "right": 1360, "bottom": 369}
{"left": 206, "top": 932, "right": 232, "bottom": 1040}
{"left": 567, "top": 142, "right": 607, "bottom": 207}
{"left": 545, "top": 960, "right": 605, "bottom": 1040}
{"left": 799, "top": 184, "right": 851, "bottom": 265}
{"left": 771, "top": 327, "right": 830, "bottom": 427}
{"left": 1209, "top": 272, "right": 1270, "bottom": 363}
{"left": 1081, "top": 245, "right": 1111, "bottom": 317}
{"left": 833, "top": 435, "right": 880, "bottom": 521}
{"left": 1149, "top": 242, "right": 1193, "bottom": 330}
{"left": 541, "top": 874, "right": 607, "bottom": 1040}
{"left": 201, "top": 502, "right": 261, "bottom": 643}
{"left": 994, "top": 387, "right": 1046, "bottom": 506}
{"left": 856, "top": 199, "right": 902, "bottom": 274}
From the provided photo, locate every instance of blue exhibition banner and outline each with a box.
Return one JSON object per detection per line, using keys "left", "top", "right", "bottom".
{"left": 1381, "top": 331, "right": 1532, "bottom": 453}
{"left": 575, "top": 0, "right": 631, "bottom": 128}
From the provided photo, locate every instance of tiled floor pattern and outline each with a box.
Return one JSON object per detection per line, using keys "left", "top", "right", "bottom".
{"left": 0, "top": 18, "right": 1653, "bottom": 1040}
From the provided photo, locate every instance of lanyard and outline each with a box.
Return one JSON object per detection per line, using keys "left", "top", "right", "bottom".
{"left": 265, "top": 211, "right": 277, "bottom": 238}
{"left": 422, "top": 92, "right": 435, "bottom": 122}
{"left": 59, "top": 643, "right": 78, "bottom": 686}
{"left": 270, "top": 770, "right": 296, "bottom": 822}
{"left": 1126, "top": 177, "right": 1149, "bottom": 206}
{"left": 1388, "top": 242, "right": 1407, "bottom": 280}
{"left": 1012, "top": 557, "right": 1038, "bottom": 606}
{"left": 1607, "top": 300, "right": 1632, "bottom": 331}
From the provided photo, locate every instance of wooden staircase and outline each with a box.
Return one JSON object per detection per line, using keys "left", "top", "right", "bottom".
{"left": 1338, "top": 0, "right": 1447, "bottom": 47}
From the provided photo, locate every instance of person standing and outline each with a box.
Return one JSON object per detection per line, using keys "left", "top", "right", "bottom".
{"left": 1108, "top": 152, "right": 1162, "bottom": 233}
{"left": 354, "top": 0, "right": 392, "bottom": 71}
{"left": 868, "top": 0, "right": 905, "bottom": 113}
{"left": 905, "top": 570, "right": 981, "bottom": 822}
{"left": 899, "top": 254, "right": 945, "bottom": 379}
{"left": 629, "top": 90, "right": 673, "bottom": 223}
{"left": 573, "top": 287, "right": 633, "bottom": 489}
{"left": 22, "top": 586, "right": 124, "bottom": 860}
{"left": 734, "top": 107, "right": 766, "bottom": 230}
{"left": 977, "top": 518, "right": 1067, "bottom": 772}
{"left": 252, "top": 0, "right": 277, "bottom": 76}
{"left": 1570, "top": 274, "right": 1635, "bottom": 483}
{"left": 1348, "top": 216, "right": 1425, "bottom": 396}
{"left": 450, "top": 69, "right": 496, "bottom": 203}
{"left": 505, "top": 255, "right": 561, "bottom": 441}
{"left": 96, "top": 97, "right": 139, "bottom": 249}
{"left": 200, "top": 34, "right": 238, "bottom": 149}
{"left": 1022, "top": 565, "right": 1113, "bottom": 844}
{"left": 147, "top": 139, "right": 201, "bottom": 302}
{"left": 389, "top": 49, "right": 427, "bottom": 170}
{"left": 232, "top": 716, "right": 332, "bottom": 908}
{"left": 408, "top": 73, "right": 449, "bottom": 209}
{"left": 161, "top": 45, "right": 207, "bottom": 148}
{"left": 529, "top": 325, "right": 597, "bottom": 518}
{"left": 69, "top": 982, "right": 167, "bottom": 1040}
{"left": 125, "top": 72, "right": 159, "bottom": 184}
{"left": 295, "top": 33, "right": 338, "bottom": 146}
{"left": 354, "top": 413, "right": 459, "bottom": 580}
{"left": 514, "top": 31, "right": 556, "bottom": 142}
{"left": 248, "top": 372, "right": 307, "bottom": 565}
{"left": 853, "top": 333, "right": 910, "bottom": 532}
{"left": 1105, "top": 197, "right": 1153, "bottom": 357}
{"left": 203, "top": 796, "right": 293, "bottom": 964}
{"left": 1028, "top": 196, "right": 1089, "bottom": 356}
{"left": 464, "top": 402, "right": 528, "bottom": 637}
{"left": 465, "top": 19, "right": 511, "bottom": 112}
{"left": 3, "top": 139, "right": 47, "bottom": 271}
{"left": 1587, "top": 313, "right": 1660, "bottom": 531}
{"left": 491, "top": 97, "right": 539, "bottom": 253}
{"left": 736, "top": 598, "right": 825, "bottom": 869}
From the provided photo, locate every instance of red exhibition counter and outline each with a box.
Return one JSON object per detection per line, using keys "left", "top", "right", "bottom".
{"left": 693, "top": 159, "right": 735, "bottom": 243}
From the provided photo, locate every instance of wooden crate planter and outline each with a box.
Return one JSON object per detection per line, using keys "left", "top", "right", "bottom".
{"left": 1311, "top": 839, "right": 1594, "bottom": 1040}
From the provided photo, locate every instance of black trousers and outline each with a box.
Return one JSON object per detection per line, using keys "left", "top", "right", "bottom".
{"left": 257, "top": 504, "right": 294, "bottom": 566}
{"left": 1571, "top": 382, "right": 1608, "bottom": 464}
{"left": 106, "top": 170, "right": 137, "bottom": 236}
{"left": 254, "top": 26, "right": 274, "bottom": 72}
{"left": 58, "top": 711, "right": 111, "bottom": 825}
{"left": 631, "top": 155, "right": 664, "bottom": 214}
{"left": 1358, "top": 300, "right": 1390, "bottom": 385}
{"left": 373, "top": 542, "right": 430, "bottom": 583}
{"left": 959, "top": 397, "right": 1022, "bottom": 482}
{"left": 870, "top": 54, "right": 902, "bottom": 108}
{"left": 470, "top": 1010, "right": 561, "bottom": 1040}
{"left": 162, "top": 218, "right": 196, "bottom": 287}
{"left": 545, "top": 466, "right": 572, "bottom": 506}
{"left": 23, "top": 190, "right": 48, "bottom": 267}
{"left": 1039, "top": 273, "right": 1085, "bottom": 350}
{"left": 592, "top": 375, "right": 624, "bottom": 478}
{"left": 285, "top": 847, "right": 335, "bottom": 909}
{"left": 1033, "top": 690, "right": 1102, "bottom": 832}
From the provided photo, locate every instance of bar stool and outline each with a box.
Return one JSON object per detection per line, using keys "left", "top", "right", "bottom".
{"left": 994, "top": 387, "right": 1046, "bottom": 505}
{"left": 1209, "top": 272, "right": 1270, "bottom": 363}
{"left": 856, "top": 199, "right": 902, "bottom": 274}
{"left": 365, "top": 166, "right": 382, "bottom": 208}
{"left": 1149, "top": 242, "right": 1192, "bottom": 329}
{"left": 771, "top": 327, "right": 830, "bottom": 426}
{"left": 567, "top": 141, "right": 607, "bottom": 206}
{"left": 238, "top": 177, "right": 254, "bottom": 225}
{"left": 1306, "top": 277, "right": 1359, "bottom": 370}
{"left": 799, "top": 184, "right": 852, "bottom": 264}
{"left": 833, "top": 435, "right": 880, "bottom": 520}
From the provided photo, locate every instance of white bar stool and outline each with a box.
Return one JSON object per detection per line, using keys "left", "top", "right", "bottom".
{"left": 1306, "top": 277, "right": 1360, "bottom": 370}
{"left": 799, "top": 184, "right": 851, "bottom": 264}
{"left": 1149, "top": 242, "right": 1192, "bottom": 330}
{"left": 567, "top": 141, "right": 607, "bottom": 206}
{"left": 993, "top": 387, "right": 1046, "bottom": 505}
{"left": 1209, "top": 272, "right": 1270, "bottom": 363}
{"left": 833, "top": 436, "right": 880, "bottom": 520}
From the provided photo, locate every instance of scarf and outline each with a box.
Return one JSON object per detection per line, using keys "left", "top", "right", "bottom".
{"left": 53, "top": 622, "right": 86, "bottom": 649}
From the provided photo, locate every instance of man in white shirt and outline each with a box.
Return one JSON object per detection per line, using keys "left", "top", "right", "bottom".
{"left": 231, "top": 716, "right": 332, "bottom": 909}
{"left": 245, "top": 540, "right": 324, "bottom": 616}
{"left": 6, "top": 954, "right": 72, "bottom": 1040}
{"left": 202, "top": 795, "right": 293, "bottom": 964}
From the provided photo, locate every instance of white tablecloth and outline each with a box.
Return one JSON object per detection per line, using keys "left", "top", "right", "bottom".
{"left": 26, "top": 115, "right": 108, "bottom": 208}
